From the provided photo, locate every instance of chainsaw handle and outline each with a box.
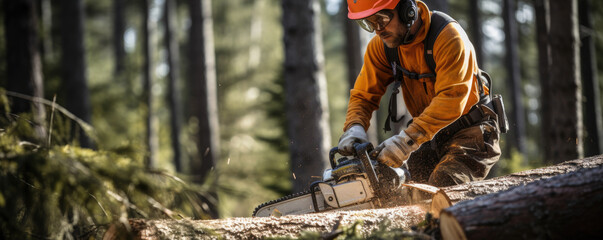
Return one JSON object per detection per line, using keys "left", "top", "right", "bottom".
{"left": 328, "top": 147, "right": 339, "bottom": 169}
{"left": 329, "top": 143, "right": 376, "bottom": 169}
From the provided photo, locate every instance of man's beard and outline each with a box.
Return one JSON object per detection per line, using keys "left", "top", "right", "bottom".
{"left": 379, "top": 31, "right": 404, "bottom": 48}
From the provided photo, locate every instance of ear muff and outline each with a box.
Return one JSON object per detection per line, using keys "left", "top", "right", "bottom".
{"left": 397, "top": 0, "right": 417, "bottom": 28}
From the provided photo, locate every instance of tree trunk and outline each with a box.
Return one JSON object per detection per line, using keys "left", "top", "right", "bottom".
{"left": 579, "top": 0, "right": 603, "bottom": 157}
{"left": 469, "top": 0, "right": 484, "bottom": 67}
{"left": 441, "top": 155, "right": 603, "bottom": 204}
{"left": 535, "top": 0, "right": 553, "bottom": 162}
{"left": 187, "top": 0, "right": 219, "bottom": 184}
{"left": 141, "top": 0, "right": 158, "bottom": 167}
{"left": 120, "top": 155, "right": 603, "bottom": 239}
{"left": 502, "top": 0, "right": 526, "bottom": 158}
{"left": 440, "top": 162, "right": 603, "bottom": 240}
{"left": 40, "top": 0, "right": 54, "bottom": 62}
{"left": 247, "top": 0, "right": 264, "bottom": 70}
{"left": 126, "top": 205, "right": 427, "bottom": 239}
{"left": 163, "top": 0, "right": 183, "bottom": 172}
{"left": 546, "top": 0, "right": 583, "bottom": 163}
{"left": 187, "top": 0, "right": 220, "bottom": 218}
{"left": 282, "top": 0, "right": 332, "bottom": 193}
{"left": 4, "top": 0, "right": 46, "bottom": 140}
{"left": 59, "top": 0, "right": 92, "bottom": 148}
{"left": 113, "top": 0, "right": 126, "bottom": 76}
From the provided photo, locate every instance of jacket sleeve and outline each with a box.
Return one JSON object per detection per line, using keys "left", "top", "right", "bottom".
{"left": 404, "top": 22, "right": 481, "bottom": 145}
{"left": 343, "top": 36, "right": 394, "bottom": 132}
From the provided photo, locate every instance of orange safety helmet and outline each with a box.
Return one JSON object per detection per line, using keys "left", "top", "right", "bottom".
{"left": 347, "top": 0, "right": 400, "bottom": 20}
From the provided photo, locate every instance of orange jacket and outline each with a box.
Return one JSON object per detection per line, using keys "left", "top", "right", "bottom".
{"left": 343, "top": 1, "right": 487, "bottom": 146}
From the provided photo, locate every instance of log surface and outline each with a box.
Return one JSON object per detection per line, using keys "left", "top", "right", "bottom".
{"left": 122, "top": 155, "right": 603, "bottom": 239}
{"left": 441, "top": 155, "right": 603, "bottom": 203}
{"left": 440, "top": 161, "right": 603, "bottom": 240}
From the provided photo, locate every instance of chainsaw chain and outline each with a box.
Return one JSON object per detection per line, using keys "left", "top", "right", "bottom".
{"left": 252, "top": 189, "right": 313, "bottom": 216}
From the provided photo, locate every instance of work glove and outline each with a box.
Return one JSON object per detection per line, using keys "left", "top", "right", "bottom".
{"left": 374, "top": 130, "right": 419, "bottom": 168}
{"left": 338, "top": 124, "right": 369, "bottom": 155}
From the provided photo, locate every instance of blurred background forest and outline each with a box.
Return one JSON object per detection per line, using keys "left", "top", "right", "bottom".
{"left": 1, "top": 0, "right": 603, "bottom": 238}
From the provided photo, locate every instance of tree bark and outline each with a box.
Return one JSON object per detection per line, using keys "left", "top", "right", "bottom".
{"left": 141, "top": 0, "right": 158, "bottom": 167}
{"left": 127, "top": 205, "right": 427, "bottom": 239}
{"left": 187, "top": 0, "right": 220, "bottom": 185}
{"left": 441, "top": 155, "right": 603, "bottom": 204}
{"left": 282, "top": 0, "right": 332, "bottom": 192}
{"left": 163, "top": 0, "right": 183, "bottom": 172}
{"left": 535, "top": 0, "right": 553, "bottom": 162}
{"left": 187, "top": 0, "right": 220, "bottom": 218}
{"left": 119, "top": 156, "right": 603, "bottom": 239}
{"left": 3, "top": 0, "right": 46, "bottom": 141}
{"left": 579, "top": 0, "right": 603, "bottom": 157}
{"left": 502, "top": 0, "right": 526, "bottom": 158}
{"left": 440, "top": 161, "right": 603, "bottom": 240}
{"left": 469, "top": 0, "right": 484, "bottom": 67}
{"left": 59, "top": 0, "right": 92, "bottom": 148}
{"left": 546, "top": 0, "right": 583, "bottom": 163}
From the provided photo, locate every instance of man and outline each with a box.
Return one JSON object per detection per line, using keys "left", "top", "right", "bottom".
{"left": 338, "top": 0, "right": 503, "bottom": 187}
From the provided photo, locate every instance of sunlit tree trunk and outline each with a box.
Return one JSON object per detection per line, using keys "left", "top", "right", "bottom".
{"left": 163, "top": 0, "right": 184, "bottom": 172}
{"left": 544, "top": 0, "right": 583, "bottom": 163}
{"left": 40, "top": 0, "right": 54, "bottom": 62}
{"left": 282, "top": 0, "right": 332, "bottom": 192}
{"left": 187, "top": 0, "right": 220, "bottom": 218}
{"left": 59, "top": 0, "right": 92, "bottom": 148}
{"left": 502, "top": 0, "right": 526, "bottom": 158}
{"left": 248, "top": 0, "right": 264, "bottom": 70}
{"left": 4, "top": 0, "right": 46, "bottom": 141}
{"left": 579, "top": 0, "right": 602, "bottom": 157}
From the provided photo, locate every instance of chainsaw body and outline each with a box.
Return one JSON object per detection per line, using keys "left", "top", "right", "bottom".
{"left": 253, "top": 143, "right": 409, "bottom": 217}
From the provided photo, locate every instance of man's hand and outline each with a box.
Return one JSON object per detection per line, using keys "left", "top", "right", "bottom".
{"left": 338, "top": 124, "right": 369, "bottom": 155}
{"left": 374, "top": 130, "right": 419, "bottom": 168}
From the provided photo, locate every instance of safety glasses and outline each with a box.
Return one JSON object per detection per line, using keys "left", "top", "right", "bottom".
{"left": 355, "top": 10, "right": 395, "bottom": 33}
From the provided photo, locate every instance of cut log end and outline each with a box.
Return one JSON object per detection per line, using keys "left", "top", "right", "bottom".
{"left": 439, "top": 211, "right": 467, "bottom": 240}
{"left": 430, "top": 190, "right": 451, "bottom": 218}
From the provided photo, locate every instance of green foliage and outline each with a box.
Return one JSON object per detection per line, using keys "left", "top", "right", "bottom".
{"left": 0, "top": 92, "right": 214, "bottom": 239}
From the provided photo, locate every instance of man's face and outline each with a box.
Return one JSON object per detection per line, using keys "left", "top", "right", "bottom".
{"left": 376, "top": 9, "right": 408, "bottom": 48}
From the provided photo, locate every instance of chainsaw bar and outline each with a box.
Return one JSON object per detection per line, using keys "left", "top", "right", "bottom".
{"left": 252, "top": 189, "right": 312, "bottom": 217}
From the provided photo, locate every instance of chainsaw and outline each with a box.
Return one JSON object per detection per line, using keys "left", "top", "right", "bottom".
{"left": 253, "top": 143, "right": 445, "bottom": 217}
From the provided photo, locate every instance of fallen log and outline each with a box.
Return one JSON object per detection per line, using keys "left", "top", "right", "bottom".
{"left": 126, "top": 205, "right": 427, "bottom": 239}
{"left": 441, "top": 155, "right": 603, "bottom": 203}
{"left": 440, "top": 162, "right": 603, "bottom": 240}
{"left": 119, "top": 155, "right": 603, "bottom": 239}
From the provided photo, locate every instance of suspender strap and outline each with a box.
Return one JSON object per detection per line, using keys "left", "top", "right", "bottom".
{"left": 424, "top": 11, "right": 455, "bottom": 74}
